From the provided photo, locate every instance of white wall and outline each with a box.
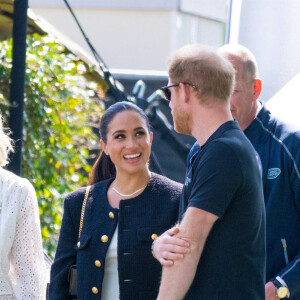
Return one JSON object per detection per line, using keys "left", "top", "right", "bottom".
{"left": 29, "top": 0, "right": 179, "bottom": 9}
{"left": 177, "top": 13, "right": 225, "bottom": 47}
{"left": 238, "top": 0, "right": 300, "bottom": 102}
{"left": 181, "top": 0, "right": 227, "bottom": 21}
{"left": 30, "top": 1, "right": 227, "bottom": 71}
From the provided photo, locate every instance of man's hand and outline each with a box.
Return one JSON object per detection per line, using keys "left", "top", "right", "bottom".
{"left": 265, "top": 281, "right": 278, "bottom": 300}
{"left": 153, "top": 226, "right": 190, "bottom": 266}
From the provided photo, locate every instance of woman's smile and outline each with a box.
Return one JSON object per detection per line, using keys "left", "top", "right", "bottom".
{"left": 123, "top": 152, "right": 142, "bottom": 162}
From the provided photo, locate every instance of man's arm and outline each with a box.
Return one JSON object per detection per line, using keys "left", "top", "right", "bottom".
{"left": 157, "top": 207, "right": 218, "bottom": 300}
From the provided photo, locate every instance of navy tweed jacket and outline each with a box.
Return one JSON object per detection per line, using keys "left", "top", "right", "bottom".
{"left": 49, "top": 173, "right": 182, "bottom": 300}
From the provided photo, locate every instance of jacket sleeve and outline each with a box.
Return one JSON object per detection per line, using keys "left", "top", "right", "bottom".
{"left": 278, "top": 144, "right": 300, "bottom": 297}
{"left": 49, "top": 193, "right": 80, "bottom": 300}
{"left": 10, "top": 179, "right": 46, "bottom": 299}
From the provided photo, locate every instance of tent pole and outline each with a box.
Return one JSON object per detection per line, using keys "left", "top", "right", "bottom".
{"left": 7, "top": 0, "right": 28, "bottom": 175}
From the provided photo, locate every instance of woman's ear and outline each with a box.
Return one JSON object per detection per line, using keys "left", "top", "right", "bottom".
{"left": 100, "top": 140, "right": 108, "bottom": 155}
{"left": 149, "top": 132, "right": 154, "bottom": 145}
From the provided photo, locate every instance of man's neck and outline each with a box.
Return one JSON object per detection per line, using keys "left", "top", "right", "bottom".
{"left": 242, "top": 100, "right": 260, "bottom": 131}
{"left": 191, "top": 104, "right": 233, "bottom": 146}
{"left": 256, "top": 100, "right": 262, "bottom": 116}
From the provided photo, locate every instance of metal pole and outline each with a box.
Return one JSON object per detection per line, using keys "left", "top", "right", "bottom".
{"left": 225, "top": 0, "right": 233, "bottom": 44}
{"left": 7, "top": 0, "right": 28, "bottom": 175}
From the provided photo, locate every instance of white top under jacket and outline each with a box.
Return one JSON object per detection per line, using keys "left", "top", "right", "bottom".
{"left": 0, "top": 167, "right": 46, "bottom": 299}
{"left": 101, "top": 224, "right": 119, "bottom": 300}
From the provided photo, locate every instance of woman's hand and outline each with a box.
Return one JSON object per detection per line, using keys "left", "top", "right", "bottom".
{"left": 152, "top": 226, "right": 190, "bottom": 266}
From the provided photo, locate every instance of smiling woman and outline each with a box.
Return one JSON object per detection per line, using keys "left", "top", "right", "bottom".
{"left": 100, "top": 109, "right": 153, "bottom": 182}
{"left": 89, "top": 102, "right": 152, "bottom": 184}
{"left": 49, "top": 101, "right": 183, "bottom": 300}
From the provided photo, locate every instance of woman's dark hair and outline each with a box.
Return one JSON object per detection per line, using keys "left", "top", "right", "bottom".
{"left": 89, "top": 101, "right": 151, "bottom": 184}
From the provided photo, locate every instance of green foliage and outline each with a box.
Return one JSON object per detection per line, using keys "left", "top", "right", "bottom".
{"left": 0, "top": 34, "right": 106, "bottom": 257}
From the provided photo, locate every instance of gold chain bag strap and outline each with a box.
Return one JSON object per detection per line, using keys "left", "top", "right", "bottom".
{"left": 78, "top": 185, "right": 91, "bottom": 239}
{"left": 68, "top": 185, "right": 91, "bottom": 298}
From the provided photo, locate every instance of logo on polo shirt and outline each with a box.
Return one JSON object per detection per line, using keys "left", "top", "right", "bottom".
{"left": 267, "top": 168, "right": 281, "bottom": 179}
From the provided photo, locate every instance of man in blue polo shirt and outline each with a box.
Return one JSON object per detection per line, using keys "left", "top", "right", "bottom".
{"left": 154, "top": 44, "right": 300, "bottom": 299}
{"left": 155, "top": 44, "right": 265, "bottom": 300}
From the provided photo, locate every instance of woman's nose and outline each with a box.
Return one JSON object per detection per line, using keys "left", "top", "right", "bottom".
{"left": 126, "top": 137, "right": 137, "bottom": 148}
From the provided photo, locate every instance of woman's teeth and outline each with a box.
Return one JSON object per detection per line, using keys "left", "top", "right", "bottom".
{"left": 124, "top": 153, "right": 141, "bottom": 159}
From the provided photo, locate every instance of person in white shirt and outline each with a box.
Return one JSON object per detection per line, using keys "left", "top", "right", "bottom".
{"left": 0, "top": 113, "right": 46, "bottom": 299}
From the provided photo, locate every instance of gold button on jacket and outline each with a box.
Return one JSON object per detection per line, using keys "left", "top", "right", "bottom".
{"left": 151, "top": 234, "right": 158, "bottom": 240}
{"left": 92, "top": 287, "right": 98, "bottom": 294}
{"left": 95, "top": 260, "right": 101, "bottom": 267}
{"left": 101, "top": 235, "right": 109, "bottom": 243}
{"left": 77, "top": 241, "right": 80, "bottom": 248}
{"left": 109, "top": 212, "right": 115, "bottom": 219}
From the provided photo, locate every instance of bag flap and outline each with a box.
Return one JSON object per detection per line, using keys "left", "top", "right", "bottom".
{"left": 74, "top": 233, "right": 92, "bottom": 250}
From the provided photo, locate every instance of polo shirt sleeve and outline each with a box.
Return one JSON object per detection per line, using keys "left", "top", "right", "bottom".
{"left": 188, "top": 141, "right": 243, "bottom": 218}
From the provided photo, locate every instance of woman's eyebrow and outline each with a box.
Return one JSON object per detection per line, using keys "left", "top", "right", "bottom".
{"left": 111, "top": 129, "right": 125, "bottom": 135}
{"left": 111, "top": 127, "right": 145, "bottom": 135}
{"left": 134, "top": 127, "right": 145, "bottom": 131}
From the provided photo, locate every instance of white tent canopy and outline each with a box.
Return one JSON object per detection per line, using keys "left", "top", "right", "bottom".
{"left": 265, "top": 73, "right": 300, "bottom": 128}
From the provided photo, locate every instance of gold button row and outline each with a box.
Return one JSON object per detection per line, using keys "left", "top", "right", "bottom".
{"left": 79, "top": 232, "right": 155, "bottom": 247}
{"left": 78, "top": 216, "right": 113, "bottom": 296}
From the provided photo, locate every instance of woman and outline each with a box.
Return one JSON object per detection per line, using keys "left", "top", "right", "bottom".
{"left": 0, "top": 114, "right": 46, "bottom": 299}
{"left": 49, "top": 101, "right": 182, "bottom": 300}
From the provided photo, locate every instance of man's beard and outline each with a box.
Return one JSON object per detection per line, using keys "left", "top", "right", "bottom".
{"left": 173, "top": 108, "right": 191, "bottom": 135}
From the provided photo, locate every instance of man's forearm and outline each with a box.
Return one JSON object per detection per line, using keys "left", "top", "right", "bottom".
{"left": 156, "top": 207, "right": 217, "bottom": 300}
{"left": 157, "top": 243, "right": 203, "bottom": 300}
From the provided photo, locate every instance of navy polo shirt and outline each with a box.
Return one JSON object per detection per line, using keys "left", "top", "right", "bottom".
{"left": 180, "top": 121, "right": 266, "bottom": 300}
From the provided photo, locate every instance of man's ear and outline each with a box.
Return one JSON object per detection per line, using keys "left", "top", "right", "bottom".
{"left": 100, "top": 140, "right": 108, "bottom": 155}
{"left": 253, "top": 79, "right": 262, "bottom": 100}
{"left": 182, "top": 83, "right": 191, "bottom": 103}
